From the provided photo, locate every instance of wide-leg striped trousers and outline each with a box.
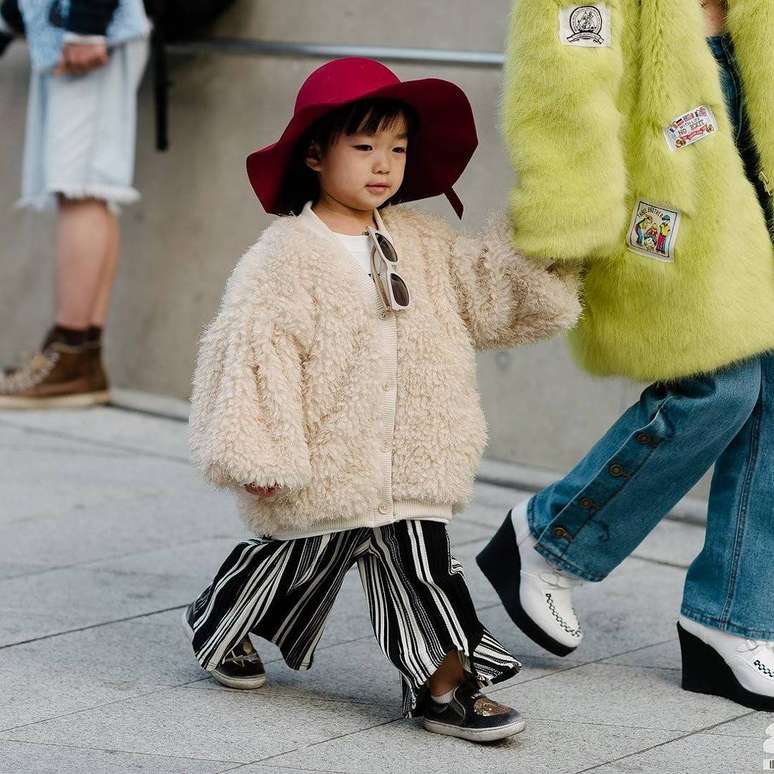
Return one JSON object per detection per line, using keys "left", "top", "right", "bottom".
{"left": 188, "top": 519, "right": 521, "bottom": 716}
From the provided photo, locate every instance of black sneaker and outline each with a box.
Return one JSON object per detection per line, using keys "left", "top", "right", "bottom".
{"left": 422, "top": 678, "right": 525, "bottom": 742}
{"left": 181, "top": 604, "right": 266, "bottom": 690}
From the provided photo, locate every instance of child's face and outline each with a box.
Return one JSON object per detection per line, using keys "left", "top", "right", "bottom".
{"left": 306, "top": 115, "right": 409, "bottom": 213}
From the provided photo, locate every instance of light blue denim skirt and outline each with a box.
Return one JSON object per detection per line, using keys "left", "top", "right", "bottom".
{"left": 19, "top": 36, "right": 149, "bottom": 214}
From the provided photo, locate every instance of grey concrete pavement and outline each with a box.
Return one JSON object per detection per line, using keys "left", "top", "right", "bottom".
{"left": 0, "top": 406, "right": 769, "bottom": 774}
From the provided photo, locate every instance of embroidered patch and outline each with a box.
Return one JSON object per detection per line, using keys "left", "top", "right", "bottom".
{"left": 664, "top": 106, "right": 719, "bottom": 152}
{"left": 559, "top": 5, "right": 612, "bottom": 48}
{"left": 626, "top": 200, "right": 681, "bottom": 262}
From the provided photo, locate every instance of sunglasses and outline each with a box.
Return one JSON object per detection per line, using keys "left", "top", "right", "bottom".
{"left": 366, "top": 227, "right": 411, "bottom": 312}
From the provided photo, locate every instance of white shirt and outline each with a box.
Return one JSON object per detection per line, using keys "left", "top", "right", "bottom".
{"left": 334, "top": 232, "right": 373, "bottom": 277}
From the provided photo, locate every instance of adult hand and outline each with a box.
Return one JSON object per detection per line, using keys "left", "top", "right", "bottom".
{"left": 244, "top": 483, "right": 280, "bottom": 497}
{"left": 53, "top": 41, "right": 108, "bottom": 76}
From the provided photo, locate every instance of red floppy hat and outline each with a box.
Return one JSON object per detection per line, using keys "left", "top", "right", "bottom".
{"left": 246, "top": 57, "right": 478, "bottom": 218}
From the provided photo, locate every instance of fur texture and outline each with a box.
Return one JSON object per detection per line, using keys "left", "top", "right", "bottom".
{"left": 189, "top": 205, "right": 580, "bottom": 537}
{"left": 503, "top": 0, "right": 774, "bottom": 382}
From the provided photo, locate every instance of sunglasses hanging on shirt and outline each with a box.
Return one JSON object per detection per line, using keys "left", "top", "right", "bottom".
{"left": 366, "top": 227, "right": 411, "bottom": 312}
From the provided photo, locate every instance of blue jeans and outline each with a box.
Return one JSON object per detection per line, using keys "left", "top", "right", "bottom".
{"left": 529, "top": 353, "right": 774, "bottom": 640}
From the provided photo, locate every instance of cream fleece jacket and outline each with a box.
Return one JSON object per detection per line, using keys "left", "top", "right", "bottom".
{"left": 189, "top": 203, "right": 581, "bottom": 538}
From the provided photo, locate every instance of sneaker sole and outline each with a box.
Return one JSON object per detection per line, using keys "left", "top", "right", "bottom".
{"left": 678, "top": 622, "right": 774, "bottom": 711}
{"left": 422, "top": 716, "right": 526, "bottom": 743}
{"left": 476, "top": 511, "right": 577, "bottom": 658}
{"left": 0, "top": 390, "right": 111, "bottom": 409}
{"left": 180, "top": 608, "right": 266, "bottom": 691}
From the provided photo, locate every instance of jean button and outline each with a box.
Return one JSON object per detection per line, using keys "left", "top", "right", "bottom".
{"left": 636, "top": 433, "right": 653, "bottom": 445}
{"left": 579, "top": 496, "right": 595, "bottom": 509}
{"left": 552, "top": 526, "right": 570, "bottom": 540}
{"left": 609, "top": 463, "right": 625, "bottom": 477}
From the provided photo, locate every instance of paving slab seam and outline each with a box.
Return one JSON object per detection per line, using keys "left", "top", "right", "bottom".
{"left": 0, "top": 603, "right": 190, "bottom": 651}
{"left": 1, "top": 442, "right": 132, "bottom": 459}
{"left": 0, "top": 737, "right": 238, "bottom": 766}
{"left": 0, "top": 418, "right": 191, "bottom": 465}
{"left": 217, "top": 762, "right": 354, "bottom": 774}
{"left": 107, "top": 401, "right": 189, "bottom": 424}
{"left": 0, "top": 533, "right": 243, "bottom": 584}
{"left": 0, "top": 675, "right": 212, "bottom": 736}
{"left": 245, "top": 716, "right": 403, "bottom": 769}
{"left": 485, "top": 637, "right": 678, "bottom": 698}
{"left": 598, "top": 661, "right": 681, "bottom": 672}
{"left": 517, "top": 715, "right": 714, "bottom": 734}
{"left": 569, "top": 709, "right": 757, "bottom": 774}
{"left": 0, "top": 593, "right": 381, "bottom": 655}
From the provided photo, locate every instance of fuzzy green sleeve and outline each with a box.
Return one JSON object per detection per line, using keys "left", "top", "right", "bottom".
{"left": 502, "top": 0, "right": 628, "bottom": 262}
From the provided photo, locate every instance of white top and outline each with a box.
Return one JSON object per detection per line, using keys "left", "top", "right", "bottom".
{"left": 334, "top": 232, "right": 373, "bottom": 277}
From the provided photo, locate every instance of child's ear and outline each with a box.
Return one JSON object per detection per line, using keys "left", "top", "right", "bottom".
{"left": 304, "top": 142, "right": 323, "bottom": 172}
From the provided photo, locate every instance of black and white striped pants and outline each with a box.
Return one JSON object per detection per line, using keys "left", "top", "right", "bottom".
{"left": 188, "top": 519, "right": 521, "bottom": 716}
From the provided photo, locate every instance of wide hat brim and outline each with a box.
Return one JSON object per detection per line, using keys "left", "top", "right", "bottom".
{"left": 246, "top": 76, "right": 477, "bottom": 218}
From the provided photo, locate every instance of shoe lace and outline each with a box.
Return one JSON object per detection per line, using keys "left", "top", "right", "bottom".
{"left": 0, "top": 349, "right": 59, "bottom": 393}
{"left": 743, "top": 639, "right": 774, "bottom": 655}
{"left": 538, "top": 569, "right": 584, "bottom": 589}
{"left": 225, "top": 637, "right": 261, "bottom": 666}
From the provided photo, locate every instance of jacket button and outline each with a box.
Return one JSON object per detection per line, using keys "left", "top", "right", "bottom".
{"left": 378, "top": 504, "right": 390, "bottom": 515}
{"left": 579, "top": 497, "right": 595, "bottom": 509}
{"left": 636, "top": 433, "right": 654, "bottom": 445}
{"left": 609, "top": 463, "right": 625, "bottom": 477}
{"left": 382, "top": 382, "right": 391, "bottom": 392}
{"left": 552, "top": 526, "right": 570, "bottom": 540}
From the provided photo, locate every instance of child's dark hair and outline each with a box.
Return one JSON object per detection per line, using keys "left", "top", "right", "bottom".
{"left": 277, "top": 98, "right": 420, "bottom": 216}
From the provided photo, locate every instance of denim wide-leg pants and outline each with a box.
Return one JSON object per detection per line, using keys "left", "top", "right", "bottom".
{"left": 528, "top": 353, "right": 774, "bottom": 640}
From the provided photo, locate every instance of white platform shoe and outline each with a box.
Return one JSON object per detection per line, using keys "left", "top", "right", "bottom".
{"left": 477, "top": 500, "right": 584, "bottom": 656}
{"left": 678, "top": 614, "right": 774, "bottom": 711}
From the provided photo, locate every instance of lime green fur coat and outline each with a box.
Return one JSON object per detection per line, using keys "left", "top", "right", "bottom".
{"left": 503, "top": 0, "right": 774, "bottom": 381}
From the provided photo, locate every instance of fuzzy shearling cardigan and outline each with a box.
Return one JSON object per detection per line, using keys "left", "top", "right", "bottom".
{"left": 189, "top": 204, "right": 580, "bottom": 538}
{"left": 503, "top": 0, "right": 774, "bottom": 382}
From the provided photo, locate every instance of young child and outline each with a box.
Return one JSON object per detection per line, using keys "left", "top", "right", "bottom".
{"left": 183, "top": 57, "right": 580, "bottom": 742}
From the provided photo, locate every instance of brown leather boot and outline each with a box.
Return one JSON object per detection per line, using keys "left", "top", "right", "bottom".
{"left": 0, "top": 341, "right": 110, "bottom": 409}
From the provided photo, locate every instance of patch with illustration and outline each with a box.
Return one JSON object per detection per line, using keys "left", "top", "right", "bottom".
{"left": 626, "top": 200, "right": 681, "bottom": 262}
{"left": 664, "top": 106, "right": 718, "bottom": 152}
{"left": 559, "top": 5, "right": 612, "bottom": 48}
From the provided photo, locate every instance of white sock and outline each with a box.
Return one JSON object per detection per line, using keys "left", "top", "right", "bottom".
{"left": 512, "top": 502, "right": 583, "bottom": 582}
{"left": 431, "top": 687, "right": 456, "bottom": 705}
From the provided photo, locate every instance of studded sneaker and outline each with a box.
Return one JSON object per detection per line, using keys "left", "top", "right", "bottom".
{"left": 181, "top": 603, "right": 266, "bottom": 690}
{"left": 0, "top": 341, "right": 109, "bottom": 409}
{"left": 678, "top": 615, "right": 774, "bottom": 711}
{"left": 477, "top": 500, "right": 584, "bottom": 656}
{"left": 422, "top": 678, "right": 525, "bottom": 742}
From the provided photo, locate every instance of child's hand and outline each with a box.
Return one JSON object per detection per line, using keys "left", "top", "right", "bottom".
{"left": 53, "top": 42, "right": 109, "bottom": 76}
{"left": 244, "top": 483, "right": 280, "bottom": 497}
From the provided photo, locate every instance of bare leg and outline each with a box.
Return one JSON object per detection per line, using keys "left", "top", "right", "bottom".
{"left": 429, "top": 650, "right": 465, "bottom": 696}
{"left": 90, "top": 207, "right": 120, "bottom": 328}
{"left": 55, "top": 196, "right": 113, "bottom": 329}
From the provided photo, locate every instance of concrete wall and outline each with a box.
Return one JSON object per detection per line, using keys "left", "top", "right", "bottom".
{"left": 1, "top": 1, "right": 707, "bottom": 492}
